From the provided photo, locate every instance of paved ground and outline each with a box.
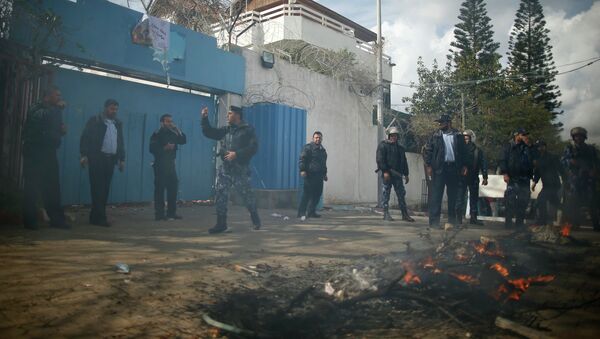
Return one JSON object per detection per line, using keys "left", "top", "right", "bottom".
{"left": 0, "top": 204, "right": 599, "bottom": 338}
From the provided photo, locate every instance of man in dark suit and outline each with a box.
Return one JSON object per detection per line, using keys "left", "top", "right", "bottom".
{"left": 80, "top": 99, "right": 125, "bottom": 227}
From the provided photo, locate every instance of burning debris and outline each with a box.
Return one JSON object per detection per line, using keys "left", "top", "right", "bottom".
{"left": 197, "top": 227, "right": 592, "bottom": 338}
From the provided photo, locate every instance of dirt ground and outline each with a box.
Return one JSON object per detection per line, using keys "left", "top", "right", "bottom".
{"left": 1, "top": 204, "right": 599, "bottom": 338}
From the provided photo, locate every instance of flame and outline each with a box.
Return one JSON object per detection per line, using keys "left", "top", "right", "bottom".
{"left": 494, "top": 275, "right": 555, "bottom": 301}
{"left": 490, "top": 263, "right": 509, "bottom": 277}
{"left": 473, "top": 242, "right": 504, "bottom": 258}
{"left": 422, "top": 257, "right": 435, "bottom": 269}
{"left": 402, "top": 263, "right": 422, "bottom": 285}
{"left": 560, "top": 223, "right": 572, "bottom": 237}
{"left": 449, "top": 273, "right": 479, "bottom": 285}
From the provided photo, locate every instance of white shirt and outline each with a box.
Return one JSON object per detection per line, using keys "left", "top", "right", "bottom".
{"left": 442, "top": 132, "right": 455, "bottom": 162}
{"left": 101, "top": 119, "right": 118, "bottom": 154}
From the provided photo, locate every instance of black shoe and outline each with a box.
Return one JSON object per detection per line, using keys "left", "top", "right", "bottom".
{"left": 470, "top": 218, "right": 484, "bottom": 226}
{"left": 24, "top": 223, "right": 39, "bottom": 230}
{"left": 50, "top": 222, "right": 71, "bottom": 230}
{"left": 383, "top": 210, "right": 394, "bottom": 221}
{"left": 209, "top": 215, "right": 229, "bottom": 234}
{"left": 155, "top": 215, "right": 167, "bottom": 221}
{"left": 308, "top": 213, "right": 321, "bottom": 218}
{"left": 167, "top": 214, "right": 182, "bottom": 220}
{"left": 91, "top": 220, "right": 111, "bottom": 227}
{"left": 250, "top": 211, "right": 262, "bottom": 230}
{"left": 402, "top": 215, "right": 415, "bottom": 222}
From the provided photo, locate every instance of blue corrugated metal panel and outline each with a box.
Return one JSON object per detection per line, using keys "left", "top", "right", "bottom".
{"left": 54, "top": 68, "right": 216, "bottom": 204}
{"left": 244, "top": 103, "right": 306, "bottom": 190}
{"left": 10, "top": 0, "right": 245, "bottom": 94}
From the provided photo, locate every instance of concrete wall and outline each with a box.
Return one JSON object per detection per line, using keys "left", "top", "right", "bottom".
{"left": 243, "top": 48, "right": 379, "bottom": 204}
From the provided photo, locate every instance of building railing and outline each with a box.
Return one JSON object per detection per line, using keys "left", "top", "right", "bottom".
{"left": 212, "top": 3, "right": 393, "bottom": 64}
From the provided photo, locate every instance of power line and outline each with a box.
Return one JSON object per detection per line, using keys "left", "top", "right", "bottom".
{"left": 391, "top": 56, "right": 600, "bottom": 89}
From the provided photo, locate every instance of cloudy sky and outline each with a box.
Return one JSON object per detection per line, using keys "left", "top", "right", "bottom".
{"left": 316, "top": 0, "right": 600, "bottom": 143}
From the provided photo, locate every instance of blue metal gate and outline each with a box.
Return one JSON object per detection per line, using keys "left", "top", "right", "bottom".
{"left": 244, "top": 103, "right": 306, "bottom": 190}
{"left": 54, "top": 68, "right": 216, "bottom": 205}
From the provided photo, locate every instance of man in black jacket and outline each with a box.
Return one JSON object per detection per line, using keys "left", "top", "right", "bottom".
{"left": 297, "top": 131, "right": 328, "bottom": 220}
{"left": 423, "top": 114, "right": 467, "bottom": 228}
{"left": 500, "top": 128, "right": 534, "bottom": 228}
{"left": 456, "top": 129, "right": 488, "bottom": 225}
{"left": 150, "top": 114, "right": 187, "bottom": 221}
{"left": 21, "top": 86, "right": 70, "bottom": 230}
{"left": 376, "top": 126, "right": 414, "bottom": 222}
{"left": 80, "top": 99, "right": 125, "bottom": 227}
{"left": 532, "top": 140, "right": 563, "bottom": 225}
{"left": 201, "top": 106, "right": 261, "bottom": 234}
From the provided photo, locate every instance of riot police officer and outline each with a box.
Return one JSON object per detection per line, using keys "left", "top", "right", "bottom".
{"left": 376, "top": 126, "right": 414, "bottom": 222}
{"left": 532, "top": 140, "right": 563, "bottom": 225}
{"left": 562, "top": 127, "right": 599, "bottom": 230}
{"left": 201, "top": 106, "right": 261, "bottom": 234}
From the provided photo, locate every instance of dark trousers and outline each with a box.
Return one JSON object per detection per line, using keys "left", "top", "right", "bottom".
{"left": 381, "top": 174, "right": 407, "bottom": 212}
{"left": 22, "top": 150, "right": 65, "bottom": 227}
{"left": 504, "top": 178, "right": 531, "bottom": 227}
{"left": 564, "top": 180, "right": 599, "bottom": 228}
{"left": 429, "top": 163, "right": 459, "bottom": 226}
{"left": 536, "top": 185, "right": 560, "bottom": 225}
{"left": 298, "top": 174, "right": 324, "bottom": 217}
{"left": 457, "top": 175, "right": 479, "bottom": 220}
{"left": 88, "top": 154, "right": 116, "bottom": 223}
{"left": 153, "top": 160, "right": 178, "bottom": 217}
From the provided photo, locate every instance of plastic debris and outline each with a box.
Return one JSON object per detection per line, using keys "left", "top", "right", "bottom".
{"left": 271, "top": 213, "right": 283, "bottom": 218}
{"left": 324, "top": 282, "right": 335, "bottom": 295}
{"left": 115, "top": 263, "right": 130, "bottom": 274}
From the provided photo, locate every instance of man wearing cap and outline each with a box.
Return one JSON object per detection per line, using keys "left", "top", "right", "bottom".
{"left": 201, "top": 106, "right": 261, "bottom": 234}
{"left": 561, "top": 127, "right": 599, "bottom": 231}
{"left": 376, "top": 126, "right": 414, "bottom": 222}
{"left": 423, "top": 114, "right": 467, "bottom": 228}
{"left": 297, "top": 131, "right": 328, "bottom": 220}
{"left": 456, "top": 129, "right": 488, "bottom": 225}
{"left": 149, "top": 114, "right": 187, "bottom": 221}
{"left": 499, "top": 128, "right": 534, "bottom": 228}
{"left": 80, "top": 99, "right": 125, "bottom": 227}
{"left": 531, "top": 140, "right": 563, "bottom": 225}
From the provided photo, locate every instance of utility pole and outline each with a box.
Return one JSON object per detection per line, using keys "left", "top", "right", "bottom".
{"left": 461, "top": 92, "right": 465, "bottom": 130}
{"left": 376, "top": 0, "right": 383, "bottom": 129}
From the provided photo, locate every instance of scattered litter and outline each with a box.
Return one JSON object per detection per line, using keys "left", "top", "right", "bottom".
{"left": 271, "top": 213, "right": 283, "bottom": 218}
{"left": 300, "top": 216, "right": 306, "bottom": 221}
{"left": 324, "top": 282, "right": 335, "bottom": 295}
{"left": 124, "top": 279, "right": 131, "bottom": 284}
{"left": 233, "top": 264, "right": 259, "bottom": 277}
{"left": 83, "top": 283, "right": 92, "bottom": 288}
{"left": 283, "top": 216, "right": 290, "bottom": 220}
{"left": 115, "top": 263, "right": 130, "bottom": 274}
{"left": 317, "top": 237, "right": 331, "bottom": 241}
{"left": 444, "top": 223, "right": 454, "bottom": 231}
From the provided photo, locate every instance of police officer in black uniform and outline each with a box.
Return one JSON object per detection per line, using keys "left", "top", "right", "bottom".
{"left": 201, "top": 106, "right": 261, "bottom": 234}
{"left": 376, "top": 126, "right": 414, "bottom": 222}
{"left": 297, "top": 131, "right": 328, "bottom": 219}
{"left": 561, "top": 127, "right": 599, "bottom": 230}
{"left": 149, "top": 114, "right": 187, "bottom": 221}
{"left": 456, "top": 129, "right": 488, "bottom": 225}
{"left": 531, "top": 140, "right": 563, "bottom": 225}
{"left": 21, "top": 86, "right": 70, "bottom": 230}
{"left": 500, "top": 128, "right": 534, "bottom": 228}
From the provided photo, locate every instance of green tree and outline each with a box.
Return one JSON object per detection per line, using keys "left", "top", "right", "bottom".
{"left": 402, "top": 57, "right": 461, "bottom": 148}
{"left": 507, "top": 0, "right": 562, "bottom": 120}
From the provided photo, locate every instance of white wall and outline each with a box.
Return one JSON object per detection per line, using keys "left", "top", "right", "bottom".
{"left": 243, "top": 48, "right": 380, "bottom": 204}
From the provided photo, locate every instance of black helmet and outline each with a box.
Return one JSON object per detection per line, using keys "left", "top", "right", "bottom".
{"left": 570, "top": 127, "right": 587, "bottom": 139}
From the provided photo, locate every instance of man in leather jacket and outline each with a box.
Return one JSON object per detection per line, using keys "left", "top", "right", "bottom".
{"left": 456, "top": 129, "right": 488, "bottom": 225}
{"left": 201, "top": 106, "right": 261, "bottom": 234}
{"left": 376, "top": 126, "right": 414, "bottom": 222}
{"left": 500, "top": 128, "right": 534, "bottom": 228}
{"left": 149, "top": 114, "right": 187, "bottom": 221}
{"left": 22, "top": 86, "right": 70, "bottom": 230}
{"left": 423, "top": 114, "right": 467, "bottom": 228}
{"left": 297, "top": 131, "right": 328, "bottom": 220}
